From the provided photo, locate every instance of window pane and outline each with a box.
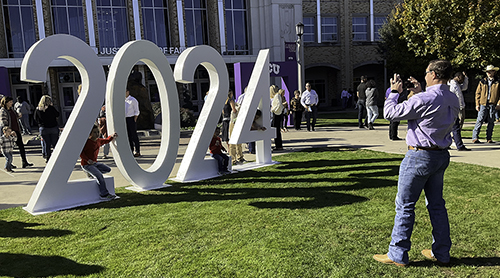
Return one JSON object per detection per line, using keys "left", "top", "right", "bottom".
{"left": 53, "top": 7, "right": 69, "bottom": 34}
{"left": 225, "top": 12, "right": 234, "bottom": 51}
{"left": 113, "top": 8, "right": 128, "bottom": 46}
{"left": 21, "top": 7, "right": 36, "bottom": 50}
{"left": 67, "top": 0, "right": 83, "bottom": 5}
{"left": 7, "top": 6, "right": 23, "bottom": 53}
{"left": 53, "top": 0, "right": 66, "bottom": 5}
{"left": 143, "top": 9, "right": 155, "bottom": 41}
{"left": 225, "top": 1, "right": 248, "bottom": 54}
{"left": 142, "top": 0, "right": 152, "bottom": 7}
{"left": 154, "top": 9, "right": 167, "bottom": 45}
{"left": 185, "top": 11, "right": 195, "bottom": 46}
{"left": 68, "top": 7, "right": 85, "bottom": 41}
{"left": 303, "top": 16, "right": 315, "bottom": 42}
{"left": 185, "top": 1, "right": 208, "bottom": 46}
{"left": 112, "top": 0, "right": 125, "bottom": 6}
{"left": 233, "top": 0, "right": 244, "bottom": 9}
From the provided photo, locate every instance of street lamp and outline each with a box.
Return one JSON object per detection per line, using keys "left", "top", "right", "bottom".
{"left": 296, "top": 22, "right": 305, "bottom": 95}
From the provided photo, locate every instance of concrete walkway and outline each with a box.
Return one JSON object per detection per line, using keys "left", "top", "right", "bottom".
{"left": 1, "top": 121, "right": 499, "bottom": 210}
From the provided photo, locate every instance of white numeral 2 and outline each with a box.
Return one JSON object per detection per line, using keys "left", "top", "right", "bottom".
{"left": 22, "top": 35, "right": 108, "bottom": 214}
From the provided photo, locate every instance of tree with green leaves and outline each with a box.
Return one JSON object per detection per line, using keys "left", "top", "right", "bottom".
{"left": 379, "top": 0, "right": 500, "bottom": 77}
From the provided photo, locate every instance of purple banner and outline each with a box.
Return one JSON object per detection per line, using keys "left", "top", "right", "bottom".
{"left": 234, "top": 61, "right": 298, "bottom": 127}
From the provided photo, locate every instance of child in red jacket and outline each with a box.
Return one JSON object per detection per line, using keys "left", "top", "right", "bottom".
{"left": 80, "top": 125, "right": 117, "bottom": 200}
{"left": 209, "top": 126, "right": 230, "bottom": 175}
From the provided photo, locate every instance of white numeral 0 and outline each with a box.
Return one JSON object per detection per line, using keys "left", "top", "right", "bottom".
{"left": 106, "top": 40, "right": 180, "bottom": 191}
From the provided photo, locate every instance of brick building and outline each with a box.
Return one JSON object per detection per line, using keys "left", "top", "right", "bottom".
{"left": 0, "top": 0, "right": 400, "bottom": 124}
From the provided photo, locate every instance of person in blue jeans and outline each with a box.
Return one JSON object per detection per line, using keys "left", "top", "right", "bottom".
{"left": 471, "top": 65, "right": 500, "bottom": 143}
{"left": 374, "top": 60, "right": 459, "bottom": 267}
{"left": 80, "top": 125, "right": 118, "bottom": 200}
{"left": 209, "top": 127, "right": 230, "bottom": 175}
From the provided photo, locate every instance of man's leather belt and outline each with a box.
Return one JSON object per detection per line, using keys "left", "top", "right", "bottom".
{"left": 408, "top": 146, "right": 444, "bottom": 151}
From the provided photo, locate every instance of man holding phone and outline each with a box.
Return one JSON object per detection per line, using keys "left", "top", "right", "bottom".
{"left": 374, "top": 60, "right": 459, "bottom": 266}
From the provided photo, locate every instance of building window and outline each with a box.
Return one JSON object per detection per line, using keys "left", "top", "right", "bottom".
{"left": 142, "top": 0, "right": 170, "bottom": 46}
{"left": 225, "top": 0, "right": 248, "bottom": 55}
{"left": 303, "top": 17, "right": 315, "bottom": 42}
{"left": 185, "top": 0, "right": 209, "bottom": 46}
{"left": 2, "top": 0, "right": 36, "bottom": 58}
{"left": 96, "top": 0, "right": 129, "bottom": 48}
{"left": 51, "top": 0, "right": 86, "bottom": 42}
{"left": 321, "top": 17, "right": 337, "bottom": 42}
{"left": 374, "top": 16, "right": 386, "bottom": 41}
{"left": 352, "top": 17, "right": 367, "bottom": 41}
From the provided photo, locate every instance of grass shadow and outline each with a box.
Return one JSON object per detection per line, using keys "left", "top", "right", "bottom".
{"left": 0, "top": 220, "right": 73, "bottom": 238}
{"left": 410, "top": 257, "right": 500, "bottom": 267}
{"left": 0, "top": 253, "right": 104, "bottom": 277}
{"left": 73, "top": 184, "right": 371, "bottom": 211}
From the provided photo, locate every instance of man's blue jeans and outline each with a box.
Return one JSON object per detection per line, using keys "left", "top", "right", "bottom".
{"left": 82, "top": 163, "right": 111, "bottom": 197}
{"left": 211, "top": 153, "right": 229, "bottom": 172}
{"left": 472, "top": 104, "right": 496, "bottom": 140}
{"left": 388, "top": 149, "right": 452, "bottom": 265}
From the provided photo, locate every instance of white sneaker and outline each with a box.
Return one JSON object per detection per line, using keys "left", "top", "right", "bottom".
{"left": 99, "top": 194, "right": 117, "bottom": 201}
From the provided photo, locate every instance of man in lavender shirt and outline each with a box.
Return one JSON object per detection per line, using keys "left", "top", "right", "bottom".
{"left": 373, "top": 60, "right": 459, "bottom": 266}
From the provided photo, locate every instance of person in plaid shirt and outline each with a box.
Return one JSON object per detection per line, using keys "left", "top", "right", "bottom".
{"left": 0, "top": 126, "right": 17, "bottom": 172}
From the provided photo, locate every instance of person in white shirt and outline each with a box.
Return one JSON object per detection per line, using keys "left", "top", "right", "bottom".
{"left": 448, "top": 72, "right": 470, "bottom": 151}
{"left": 300, "top": 83, "right": 319, "bottom": 131}
{"left": 125, "top": 87, "right": 141, "bottom": 157}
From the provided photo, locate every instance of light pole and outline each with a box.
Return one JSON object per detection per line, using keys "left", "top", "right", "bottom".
{"left": 296, "top": 22, "right": 305, "bottom": 95}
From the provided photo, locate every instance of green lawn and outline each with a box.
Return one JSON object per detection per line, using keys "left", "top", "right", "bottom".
{"left": 1, "top": 148, "right": 499, "bottom": 277}
{"left": 317, "top": 110, "right": 500, "bottom": 142}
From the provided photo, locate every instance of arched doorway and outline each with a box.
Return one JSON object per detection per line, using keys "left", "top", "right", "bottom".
{"left": 305, "top": 66, "right": 340, "bottom": 109}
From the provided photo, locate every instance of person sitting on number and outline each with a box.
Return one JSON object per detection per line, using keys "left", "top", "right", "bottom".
{"left": 80, "top": 125, "right": 118, "bottom": 200}
{"left": 209, "top": 126, "right": 231, "bottom": 175}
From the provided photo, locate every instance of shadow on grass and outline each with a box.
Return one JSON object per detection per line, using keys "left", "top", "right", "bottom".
{"left": 410, "top": 257, "right": 500, "bottom": 267}
{"left": 0, "top": 253, "right": 104, "bottom": 277}
{"left": 0, "top": 220, "right": 73, "bottom": 238}
{"left": 73, "top": 147, "right": 399, "bottom": 211}
{"left": 77, "top": 187, "right": 369, "bottom": 210}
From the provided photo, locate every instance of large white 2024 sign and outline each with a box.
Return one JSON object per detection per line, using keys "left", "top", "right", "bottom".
{"left": 22, "top": 34, "right": 275, "bottom": 215}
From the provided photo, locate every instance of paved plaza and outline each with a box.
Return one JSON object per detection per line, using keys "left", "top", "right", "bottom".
{"left": 1, "top": 121, "right": 499, "bottom": 210}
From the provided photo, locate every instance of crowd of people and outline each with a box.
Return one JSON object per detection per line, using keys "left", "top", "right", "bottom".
{"left": 2, "top": 63, "right": 498, "bottom": 208}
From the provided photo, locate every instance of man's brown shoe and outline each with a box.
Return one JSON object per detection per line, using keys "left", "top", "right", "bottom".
{"left": 373, "top": 254, "right": 406, "bottom": 267}
{"left": 487, "top": 140, "right": 495, "bottom": 143}
{"left": 472, "top": 139, "right": 481, "bottom": 144}
{"left": 421, "top": 249, "right": 450, "bottom": 266}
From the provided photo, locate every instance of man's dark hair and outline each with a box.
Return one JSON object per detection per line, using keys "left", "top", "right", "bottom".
{"left": 428, "top": 60, "right": 453, "bottom": 80}
{"left": 366, "top": 79, "right": 376, "bottom": 88}
{"left": 360, "top": 76, "right": 367, "bottom": 82}
{"left": 454, "top": 72, "right": 464, "bottom": 79}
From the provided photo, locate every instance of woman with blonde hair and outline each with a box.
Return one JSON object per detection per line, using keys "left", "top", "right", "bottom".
{"left": 34, "top": 95, "right": 60, "bottom": 162}
{"left": 270, "top": 86, "right": 284, "bottom": 150}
